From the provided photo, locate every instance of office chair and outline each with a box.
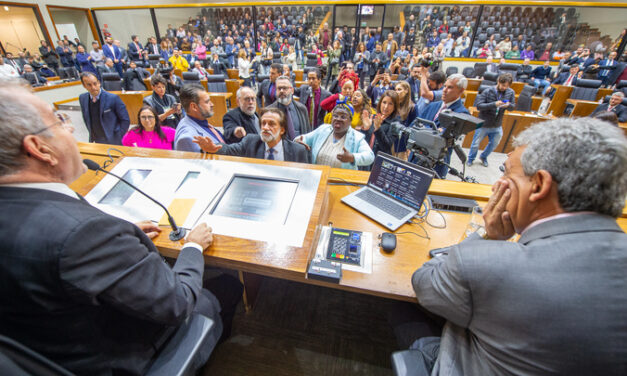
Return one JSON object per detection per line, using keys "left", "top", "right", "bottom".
{"left": 515, "top": 85, "right": 536, "bottom": 112}
{"left": 101, "top": 73, "right": 123, "bottom": 91}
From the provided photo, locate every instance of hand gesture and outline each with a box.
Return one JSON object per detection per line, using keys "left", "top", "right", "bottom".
{"left": 373, "top": 113, "right": 384, "bottom": 131}
{"left": 294, "top": 136, "right": 311, "bottom": 151}
{"left": 135, "top": 220, "right": 162, "bottom": 239}
{"left": 187, "top": 223, "right": 213, "bottom": 250}
{"left": 336, "top": 147, "right": 355, "bottom": 163}
{"left": 361, "top": 110, "right": 373, "bottom": 130}
{"left": 483, "top": 179, "right": 515, "bottom": 240}
{"left": 495, "top": 100, "right": 504, "bottom": 107}
{"left": 193, "top": 136, "right": 223, "bottom": 153}
{"left": 234, "top": 126, "right": 247, "bottom": 138}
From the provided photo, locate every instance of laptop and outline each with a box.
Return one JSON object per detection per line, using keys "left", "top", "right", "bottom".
{"left": 341, "top": 153, "right": 434, "bottom": 231}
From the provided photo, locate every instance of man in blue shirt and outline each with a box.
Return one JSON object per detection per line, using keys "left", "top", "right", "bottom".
{"left": 531, "top": 60, "right": 553, "bottom": 96}
{"left": 426, "top": 31, "right": 440, "bottom": 50}
{"left": 174, "top": 84, "right": 225, "bottom": 152}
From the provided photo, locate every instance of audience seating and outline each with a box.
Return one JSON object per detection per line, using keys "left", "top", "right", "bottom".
{"left": 58, "top": 67, "right": 79, "bottom": 81}
{"left": 182, "top": 71, "right": 201, "bottom": 85}
{"left": 101, "top": 73, "right": 123, "bottom": 91}
{"left": 462, "top": 67, "right": 475, "bottom": 78}
{"left": 445, "top": 67, "right": 459, "bottom": 76}
{"left": 497, "top": 63, "right": 519, "bottom": 81}
{"left": 206, "top": 75, "right": 227, "bottom": 93}
{"left": 515, "top": 85, "right": 536, "bottom": 112}
{"left": 473, "top": 62, "right": 488, "bottom": 78}
{"left": 570, "top": 79, "right": 602, "bottom": 101}
{"left": 482, "top": 72, "right": 499, "bottom": 86}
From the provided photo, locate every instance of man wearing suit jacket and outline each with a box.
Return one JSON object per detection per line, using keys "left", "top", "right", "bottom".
{"left": 597, "top": 51, "right": 618, "bottom": 86}
{"left": 295, "top": 68, "right": 331, "bottom": 129}
{"left": 416, "top": 74, "right": 470, "bottom": 179}
{"left": 194, "top": 107, "right": 310, "bottom": 163}
{"left": 102, "top": 36, "right": 123, "bottom": 77}
{"left": 174, "top": 84, "right": 225, "bottom": 152}
{"left": 146, "top": 37, "right": 161, "bottom": 56}
{"left": 257, "top": 63, "right": 281, "bottom": 107}
{"left": 400, "top": 118, "right": 627, "bottom": 375}
{"left": 127, "top": 35, "right": 144, "bottom": 61}
{"left": 553, "top": 64, "right": 579, "bottom": 86}
{"left": 79, "top": 72, "right": 129, "bottom": 145}
{"left": 591, "top": 91, "right": 627, "bottom": 122}
{"left": 0, "top": 81, "right": 240, "bottom": 375}
{"left": 267, "top": 76, "right": 311, "bottom": 140}
{"left": 468, "top": 73, "right": 516, "bottom": 167}
{"left": 98, "top": 58, "right": 119, "bottom": 77}
{"left": 223, "top": 86, "right": 260, "bottom": 144}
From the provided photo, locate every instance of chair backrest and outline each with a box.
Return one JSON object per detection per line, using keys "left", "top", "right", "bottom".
{"left": 571, "top": 79, "right": 601, "bottom": 101}
{"left": 462, "top": 67, "right": 475, "bottom": 78}
{"left": 182, "top": 71, "right": 200, "bottom": 83}
{"left": 473, "top": 62, "right": 487, "bottom": 78}
{"left": 206, "top": 74, "right": 227, "bottom": 92}
{"left": 515, "top": 85, "right": 535, "bottom": 112}
{"left": 445, "top": 66, "right": 459, "bottom": 76}
{"left": 101, "top": 73, "right": 122, "bottom": 91}
{"left": 257, "top": 74, "right": 269, "bottom": 83}
{"left": 498, "top": 63, "right": 519, "bottom": 80}
{"left": 482, "top": 71, "right": 499, "bottom": 85}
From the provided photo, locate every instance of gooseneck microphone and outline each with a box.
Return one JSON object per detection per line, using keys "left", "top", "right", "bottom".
{"left": 83, "top": 159, "right": 187, "bottom": 241}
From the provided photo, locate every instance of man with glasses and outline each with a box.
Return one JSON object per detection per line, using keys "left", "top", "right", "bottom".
{"left": 79, "top": 72, "right": 130, "bottom": 145}
{"left": 267, "top": 76, "right": 310, "bottom": 140}
{"left": 222, "top": 86, "right": 261, "bottom": 144}
{"left": 295, "top": 68, "right": 331, "bottom": 130}
{"left": 0, "top": 79, "right": 240, "bottom": 375}
{"left": 193, "top": 107, "right": 310, "bottom": 163}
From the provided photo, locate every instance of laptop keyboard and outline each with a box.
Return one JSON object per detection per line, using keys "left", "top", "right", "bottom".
{"left": 356, "top": 189, "right": 412, "bottom": 219}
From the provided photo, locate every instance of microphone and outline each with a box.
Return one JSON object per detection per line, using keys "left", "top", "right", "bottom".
{"left": 83, "top": 159, "right": 187, "bottom": 241}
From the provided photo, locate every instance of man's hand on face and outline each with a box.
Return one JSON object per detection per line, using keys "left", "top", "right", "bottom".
{"left": 483, "top": 179, "right": 516, "bottom": 240}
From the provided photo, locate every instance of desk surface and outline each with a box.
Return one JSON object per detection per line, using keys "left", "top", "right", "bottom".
{"left": 74, "top": 142, "right": 627, "bottom": 301}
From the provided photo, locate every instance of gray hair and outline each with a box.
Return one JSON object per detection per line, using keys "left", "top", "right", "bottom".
{"left": 611, "top": 91, "right": 625, "bottom": 99}
{"left": 447, "top": 73, "right": 467, "bottom": 90}
{"left": 236, "top": 86, "right": 256, "bottom": 99}
{"left": 276, "top": 75, "right": 293, "bottom": 87}
{"left": 0, "top": 79, "right": 48, "bottom": 177}
{"left": 512, "top": 117, "right": 627, "bottom": 217}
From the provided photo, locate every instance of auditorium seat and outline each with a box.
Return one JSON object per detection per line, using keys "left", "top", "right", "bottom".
{"left": 445, "top": 66, "right": 459, "bottom": 76}
{"left": 473, "top": 62, "right": 488, "bottom": 78}
{"left": 498, "top": 63, "right": 520, "bottom": 81}
{"left": 101, "top": 73, "right": 123, "bottom": 91}
{"left": 515, "top": 85, "right": 536, "bottom": 112}
{"left": 482, "top": 72, "right": 499, "bottom": 86}
{"left": 617, "top": 80, "right": 627, "bottom": 96}
{"left": 570, "top": 79, "right": 602, "bottom": 101}
{"left": 462, "top": 67, "right": 475, "bottom": 78}
{"left": 182, "top": 71, "right": 201, "bottom": 85}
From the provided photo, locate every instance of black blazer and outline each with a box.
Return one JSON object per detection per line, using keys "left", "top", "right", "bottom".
{"left": 217, "top": 134, "right": 311, "bottom": 163}
{"left": 475, "top": 86, "right": 516, "bottom": 128}
{"left": 591, "top": 102, "right": 627, "bottom": 123}
{"left": 267, "top": 100, "right": 312, "bottom": 139}
{"left": 295, "top": 84, "right": 331, "bottom": 127}
{"left": 222, "top": 107, "right": 260, "bottom": 144}
{"left": 0, "top": 187, "right": 217, "bottom": 375}
{"left": 257, "top": 79, "right": 276, "bottom": 107}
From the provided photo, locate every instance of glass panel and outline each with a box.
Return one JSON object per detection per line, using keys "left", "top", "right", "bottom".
{"left": 49, "top": 8, "right": 94, "bottom": 47}
{"left": 94, "top": 9, "right": 153, "bottom": 48}
{"left": 0, "top": 5, "right": 46, "bottom": 55}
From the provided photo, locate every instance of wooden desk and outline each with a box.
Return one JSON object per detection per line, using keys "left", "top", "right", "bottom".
{"left": 462, "top": 110, "right": 552, "bottom": 153}
{"left": 206, "top": 92, "right": 232, "bottom": 127}
{"left": 546, "top": 84, "right": 573, "bottom": 117}
{"left": 463, "top": 91, "right": 478, "bottom": 109}
{"left": 467, "top": 78, "right": 481, "bottom": 92}
{"left": 74, "top": 143, "right": 627, "bottom": 304}
{"left": 109, "top": 91, "right": 152, "bottom": 125}
{"left": 294, "top": 69, "right": 304, "bottom": 81}
{"left": 295, "top": 80, "right": 307, "bottom": 88}
{"left": 567, "top": 98, "right": 599, "bottom": 118}
{"left": 33, "top": 80, "right": 81, "bottom": 92}
{"left": 226, "top": 68, "right": 239, "bottom": 80}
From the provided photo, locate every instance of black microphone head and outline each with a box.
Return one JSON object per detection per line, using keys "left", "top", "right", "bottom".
{"left": 83, "top": 159, "right": 101, "bottom": 171}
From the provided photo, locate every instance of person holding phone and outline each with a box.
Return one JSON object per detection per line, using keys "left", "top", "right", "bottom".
{"left": 143, "top": 74, "right": 183, "bottom": 129}
{"left": 467, "top": 73, "right": 516, "bottom": 167}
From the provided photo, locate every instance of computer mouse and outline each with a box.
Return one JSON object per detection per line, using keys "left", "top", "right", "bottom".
{"left": 380, "top": 232, "right": 397, "bottom": 253}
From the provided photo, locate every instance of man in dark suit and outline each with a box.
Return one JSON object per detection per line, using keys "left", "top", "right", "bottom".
{"left": 208, "top": 52, "right": 227, "bottom": 76}
{"left": 98, "top": 58, "right": 119, "bottom": 77}
{"left": 257, "top": 62, "right": 282, "bottom": 107}
{"left": 591, "top": 91, "right": 627, "bottom": 122}
{"left": 468, "top": 73, "right": 516, "bottom": 167}
{"left": 295, "top": 68, "right": 331, "bottom": 130}
{"left": 79, "top": 72, "right": 130, "bottom": 145}
{"left": 223, "top": 86, "right": 260, "bottom": 144}
{"left": 122, "top": 61, "right": 148, "bottom": 91}
{"left": 400, "top": 118, "right": 627, "bottom": 375}
{"left": 127, "top": 35, "right": 144, "bottom": 61}
{"left": 39, "top": 40, "right": 59, "bottom": 74}
{"left": 145, "top": 37, "right": 161, "bottom": 56}
{"left": 0, "top": 81, "right": 241, "bottom": 375}
{"left": 267, "top": 76, "right": 311, "bottom": 140}
{"left": 553, "top": 64, "right": 579, "bottom": 86}
{"left": 102, "top": 36, "right": 123, "bottom": 77}
{"left": 194, "top": 107, "right": 310, "bottom": 163}
{"left": 21, "top": 64, "right": 47, "bottom": 86}
{"left": 416, "top": 73, "right": 470, "bottom": 179}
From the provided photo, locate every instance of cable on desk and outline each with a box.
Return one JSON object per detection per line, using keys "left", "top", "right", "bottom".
{"left": 425, "top": 196, "right": 447, "bottom": 229}
{"left": 397, "top": 220, "right": 430, "bottom": 240}
{"left": 328, "top": 177, "right": 365, "bottom": 187}
{"left": 102, "top": 148, "right": 126, "bottom": 169}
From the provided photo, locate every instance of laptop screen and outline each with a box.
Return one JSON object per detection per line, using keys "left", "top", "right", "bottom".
{"left": 367, "top": 153, "right": 434, "bottom": 210}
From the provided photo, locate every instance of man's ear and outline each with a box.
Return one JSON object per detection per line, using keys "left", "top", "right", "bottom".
{"left": 22, "top": 135, "right": 58, "bottom": 167}
{"left": 529, "top": 169, "right": 553, "bottom": 203}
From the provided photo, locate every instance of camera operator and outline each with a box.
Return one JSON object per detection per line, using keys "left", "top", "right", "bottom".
{"left": 416, "top": 66, "right": 445, "bottom": 114}
{"left": 467, "top": 73, "right": 516, "bottom": 168}
{"left": 411, "top": 73, "right": 469, "bottom": 179}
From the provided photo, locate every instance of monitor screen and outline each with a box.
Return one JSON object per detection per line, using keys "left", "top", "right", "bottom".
{"left": 210, "top": 175, "right": 298, "bottom": 224}
{"left": 360, "top": 5, "right": 374, "bottom": 15}
{"left": 99, "top": 169, "right": 151, "bottom": 205}
{"left": 367, "top": 154, "right": 433, "bottom": 210}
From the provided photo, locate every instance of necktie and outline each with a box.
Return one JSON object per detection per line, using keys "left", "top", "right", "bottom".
{"left": 309, "top": 90, "right": 315, "bottom": 127}
{"left": 433, "top": 103, "right": 447, "bottom": 121}
{"left": 269, "top": 83, "right": 276, "bottom": 102}
{"left": 284, "top": 106, "right": 296, "bottom": 140}
{"left": 208, "top": 126, "right": 225, "bottom": 143}
{"left": 565, "top": 75, "right": 574, "bottom": 86}
{"left": 267, "top": 148, "right": 275, "bottom": 160}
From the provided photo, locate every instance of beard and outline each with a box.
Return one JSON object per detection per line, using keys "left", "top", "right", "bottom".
{"left": 277, "top": 94, "right": 292, "bottom": 106}
{"left": 242, "top": 106, "right": 256, "bottom": 116}
{"left": 199, "top": 108, "right": 214, "bottom": 119}
{"left": 260, "top": 129, "right": 280, "bottom": 144}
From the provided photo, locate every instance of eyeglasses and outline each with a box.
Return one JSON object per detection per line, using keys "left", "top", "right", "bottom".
{"left": 30, "top": 112, "right": 74, "bottom": 135}
{"left": 140, "top": 115, "right": 156, "bottom": 120}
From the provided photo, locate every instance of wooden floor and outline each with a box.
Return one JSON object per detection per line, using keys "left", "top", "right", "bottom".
{"left": 202, "top": 276, "right": 400, "bottom": 376}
